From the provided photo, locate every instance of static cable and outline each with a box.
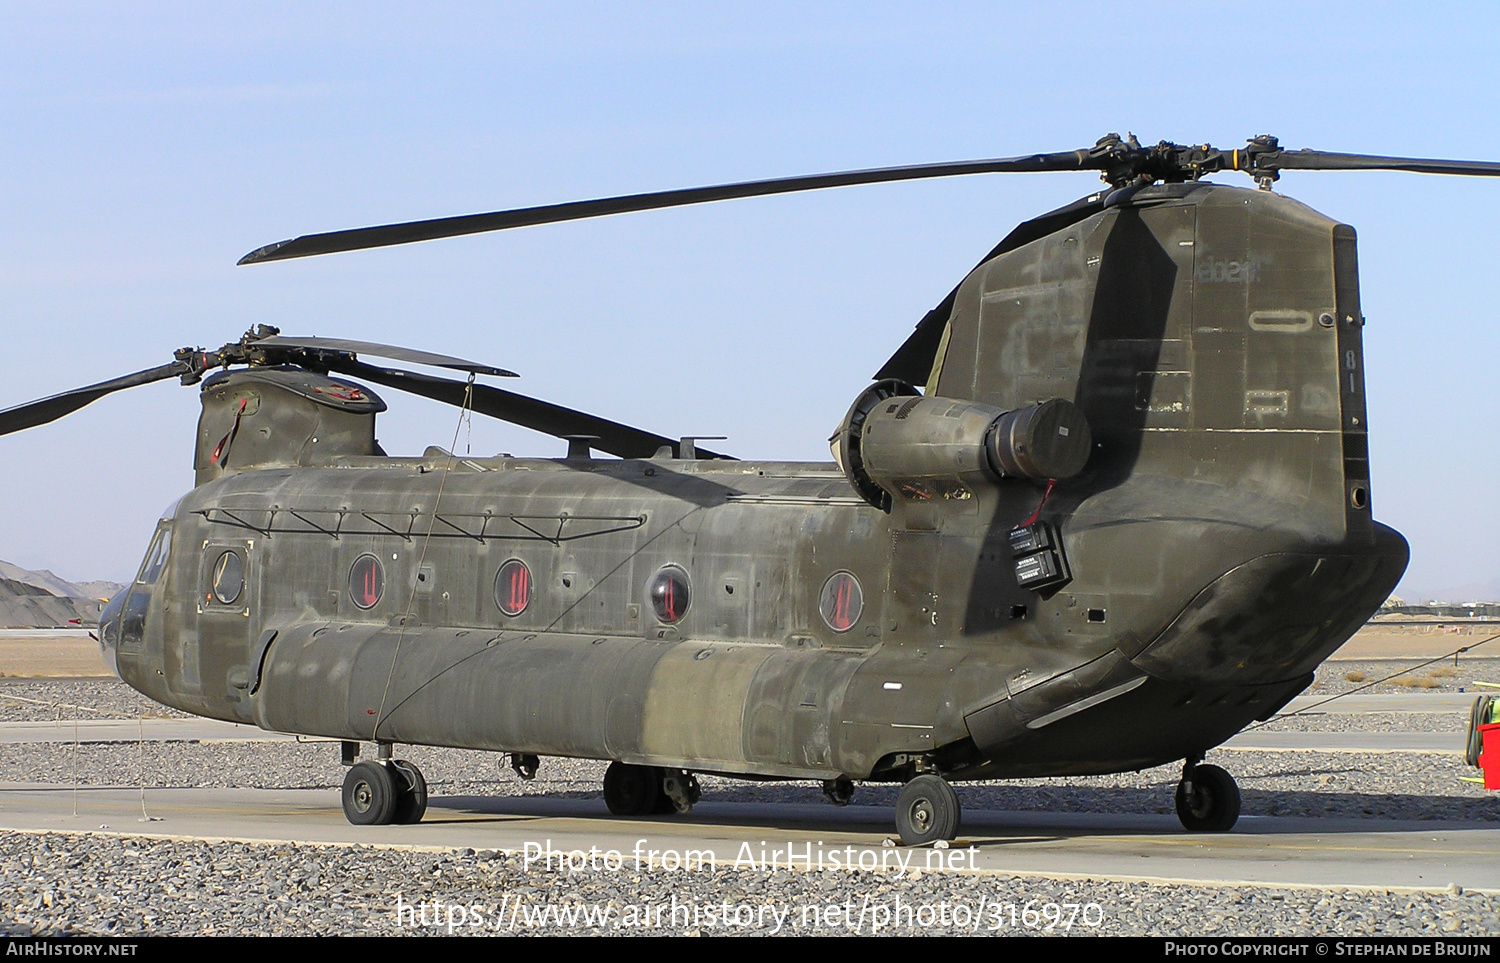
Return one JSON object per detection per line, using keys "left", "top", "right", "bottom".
{"left": 1244, "top": 633, "right": 1500, "bottom": 731}
{"left": 1021, "top": 478, "right": 1057, "bottom": 528}
{"left": 372, "top": 373, "right": 476, "bottom": 742}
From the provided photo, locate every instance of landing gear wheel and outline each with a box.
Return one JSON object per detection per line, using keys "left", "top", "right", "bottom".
{"left": 390, "top": 760, "right": 428, "bottom": 824}
{"left": 603, "top": 761, "right": 663, "bottom": 816}
{"left": 894, "top": 774, "right": 961, "bottom": 846}
{"left": 1175, "top": 763, "right": 1240, "bottom": 832}
{"left": 342, "top": 760, "right": 398, "bottom": 825}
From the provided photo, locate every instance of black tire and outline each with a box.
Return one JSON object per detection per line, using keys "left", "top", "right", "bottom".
{"left": 342, "top": 760, "right": 398, "bottom": 825}
{"left": 390, "top": 761, "right": 428, "bottom": 824}
{"left": 603, "top": 761, "right": 662, "bottom": 816}
{"left": 1467, "top": 696, "right": 1493, "bottom": 768}
{"left": 1175, "top": 763, "right": 1240, "bottom": 832}
{"left": 894, "top": 774, "right": 961, "bottom": 845}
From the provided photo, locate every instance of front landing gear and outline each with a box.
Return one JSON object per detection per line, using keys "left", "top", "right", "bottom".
{"left": 602, "top": 762, "right": 700, "bottom": 816}
{"left": 1175, "top": 762, "right": 1240, "bottom": 832}
{"left": 660, "top": 769, "right": 701, "bottom": 814}
{"left": 894, "top": 774, "right": 961, "bottom": 846}
{"left": 341, "top": 759, "right": 428, "bottom": 826}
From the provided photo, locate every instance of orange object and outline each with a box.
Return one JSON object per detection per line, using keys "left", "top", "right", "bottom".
{"left": 1480, "top": 723, "right": 1500, "bottom": 790}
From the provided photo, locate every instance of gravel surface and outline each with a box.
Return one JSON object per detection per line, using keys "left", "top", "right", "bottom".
{"left": 1310, "top": 657, "right": 1500, "bottom": 696}
{"left": 2, "top": 833, "right": 1496, "bottom": 937}
{"left": 3, "top": 742, "right": 1496, "bottom": 823}
{"left": 0, "top": 680, "right": 192, "bottom": 722}
{"left": 3, "top": 670, "right": 1500, "bottom": 937}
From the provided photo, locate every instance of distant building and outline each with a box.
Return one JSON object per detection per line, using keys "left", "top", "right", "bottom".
{"left": 1376, "top": 597, "right": 1500, "bottom": 619}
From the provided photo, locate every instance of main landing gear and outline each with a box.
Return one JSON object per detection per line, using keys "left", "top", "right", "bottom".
{"left": 894, "top": 773, "right": 962, "bottom": 846}
{"left": 340, "top": 750, "right": 428, "bottom": 826}
{"left": 1174, "top": 760, "right": 1240, "bottom": 832}
{"left": 602, "top": 762, "right": 700, "bottom": 816}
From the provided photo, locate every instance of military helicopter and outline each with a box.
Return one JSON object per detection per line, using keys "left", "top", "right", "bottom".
{"left": 4, "top": 134, "right": 1496, "bottom": 844}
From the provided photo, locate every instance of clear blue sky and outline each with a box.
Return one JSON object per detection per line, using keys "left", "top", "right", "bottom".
{"left": 1, "top": 2, "right": 1495, "bottom": 599}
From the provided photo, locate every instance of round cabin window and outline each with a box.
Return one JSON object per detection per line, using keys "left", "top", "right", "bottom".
{"left": 349, "top": 554, "right": 385, "bottom": 610}
{"left": 494, "top": 559, "right": 532, "bottom": 617}
{"left": 209, "top": 550, "right": 244, "bottom": 605}
{"left": 819, "top": 571, "right": 864, "bottom": 633}
{"left": 648, "top": 565, "right": 691, "bottom": 624}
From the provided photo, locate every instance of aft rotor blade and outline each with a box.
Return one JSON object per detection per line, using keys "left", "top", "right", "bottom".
{"left": 0, "top": 361, "right": 188, "bottom": 437}
{"left": 328, "top": 359, "right": 733, "bottom": 460}
{"left": 254, "top": 336, "right": 516, "bottom": 377}
{"left": 1268, "top": 149, "right": 1500, "bottom": 177}
{"left": 238, "top": 150, "right": 1099, "bottom": 264}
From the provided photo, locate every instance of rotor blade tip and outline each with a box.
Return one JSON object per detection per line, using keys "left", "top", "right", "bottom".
{"left": 237, "top": 239, "right": 295, "bottom": 266}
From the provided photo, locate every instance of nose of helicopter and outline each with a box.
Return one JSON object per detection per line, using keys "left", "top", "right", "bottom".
{"left": 1130, "top": 522, "right": 1409, "bottom": 686}
{"left": 96, "top": 588, "right": 127, "bottom": 680}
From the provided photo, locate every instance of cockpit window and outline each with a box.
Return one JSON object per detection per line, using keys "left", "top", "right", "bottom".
{"left": 137, "top": 526, "right": 173, "bottom": 585}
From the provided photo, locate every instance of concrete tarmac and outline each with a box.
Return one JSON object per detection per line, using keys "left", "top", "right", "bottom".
{"left": 1, "top": 688, "right": 1490, "bottom": 893}
{"left": 0, "top": 719, "right": 304, "bottom": 744}
{"left": 1, "top": 781, "right": 1495, "bottom": 892}
{"left": 1282, "top": 693, "right": 1477, "bottom": 714}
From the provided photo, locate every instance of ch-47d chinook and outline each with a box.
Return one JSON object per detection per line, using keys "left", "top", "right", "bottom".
{"left": 4, "top": 134, "right": 1495, "bottom": 844}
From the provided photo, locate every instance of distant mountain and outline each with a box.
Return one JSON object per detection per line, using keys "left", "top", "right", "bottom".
{"left": 1399, "top": 575, "right": 1500, "bottom": 605}
{"left": 0, "top": 560, "right": 124, "bottom": 601}
{"left": 71, "top": 581, "right": 128, "bottom": 602}
{"left": 0, "top": 577, "right": 54, "bottom": 598}
{"left": 0, "top": 560, "right": 125, "bottom": 629}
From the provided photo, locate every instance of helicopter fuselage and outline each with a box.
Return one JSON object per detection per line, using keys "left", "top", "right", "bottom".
{"left": 100, "top": 448, "right": 1404, "bottom": 784}
{"left": 97, "top": 180, "right": 1410, "bottom": 786}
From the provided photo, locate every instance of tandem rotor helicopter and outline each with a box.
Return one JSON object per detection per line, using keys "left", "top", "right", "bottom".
{"left": 4, "top": 134, "right": 1496, "bottom": 844}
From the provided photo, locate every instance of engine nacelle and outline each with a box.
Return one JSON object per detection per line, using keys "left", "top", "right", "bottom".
{"left": 195, "top": 367, "right": 387, "bottom": 486}
{"left": 833, "top": 380, "right": 1092, "bottom": 510}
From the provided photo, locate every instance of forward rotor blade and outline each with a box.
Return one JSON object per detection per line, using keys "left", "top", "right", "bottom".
{"left": 1269, "top": 149, "right": 1500, "bottom": 177}
{"left": 254, "top": 336, "right": 516, "bottom": 377}
{"left": 0, "top": 361, "right": 188, "bottom": 437}
{"left": 239, "top": 150, "right": 1099, "bottom": 264}
{"left": 875, "top": 191, "right": 1109, "bottom": 384}
{"left": 327, "top": 359, "right": 733, "bottom": 460}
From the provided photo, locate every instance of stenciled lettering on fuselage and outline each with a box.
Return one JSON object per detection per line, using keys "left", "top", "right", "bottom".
{"left": 1195, "top": 257, "right": 1261, "bottom": 284}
